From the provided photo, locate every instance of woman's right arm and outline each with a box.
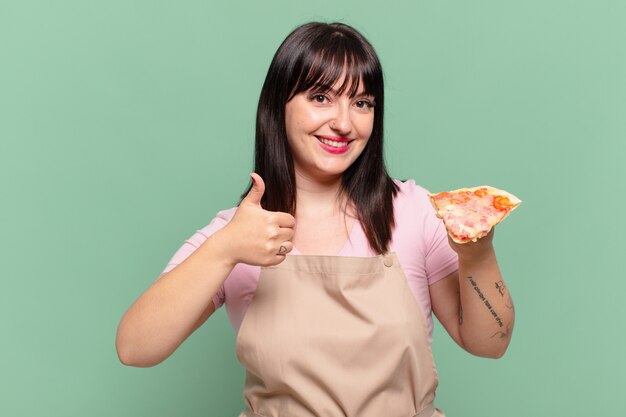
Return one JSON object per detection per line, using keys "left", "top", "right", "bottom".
{"left": 115, "top": 173, "right": 295, "bottom": 368}
{"left": 115, "top": 229, "right": 235, "bottom": 368}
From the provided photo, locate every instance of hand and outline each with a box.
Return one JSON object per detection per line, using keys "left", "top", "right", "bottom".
{"left": 447, "top": 228, "right": 495, "bottom": 263}
{"left": 216, "top": 173, "right": 296, "bottom": 267}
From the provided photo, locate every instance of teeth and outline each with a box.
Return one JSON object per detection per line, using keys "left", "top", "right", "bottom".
{"left": 318, "top": 137, "right": 348, "bottom": 148}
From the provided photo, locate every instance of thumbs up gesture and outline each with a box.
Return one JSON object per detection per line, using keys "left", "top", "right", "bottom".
{"left": 217, "top": 173, "right": 296, "bottom": 267}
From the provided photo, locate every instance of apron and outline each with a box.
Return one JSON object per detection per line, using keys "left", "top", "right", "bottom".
{"left": 236, "top": 252, "right": 445, "bottom": 417}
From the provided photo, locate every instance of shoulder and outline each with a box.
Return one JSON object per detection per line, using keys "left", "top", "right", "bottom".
{"left": 392, "top": 178, "right": 433, "bottom": 197}
{"left": 391, "top": 178, "right": 435, "bottom": 211}
{"left": 193, "top": 206, "right": 238, "bottom": 242}
{"left": 161, "top": 205, "right": 240, "bottom": 275}
{"left": 390, "top": 178, "right": 445, "bottom": 247}
{"left": 212, "top": 206, "right": 238, "bottom": 225}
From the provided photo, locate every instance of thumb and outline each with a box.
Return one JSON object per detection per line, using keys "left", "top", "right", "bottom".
{"left": 243, "top": 172, "right": 265, "bottom": 206}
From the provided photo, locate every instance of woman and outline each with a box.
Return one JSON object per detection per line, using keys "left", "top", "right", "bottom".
{"left": 116, "top": 22, "right": 515, "bottom": 417}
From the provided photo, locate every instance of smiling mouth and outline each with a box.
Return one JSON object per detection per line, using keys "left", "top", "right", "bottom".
{"left": 316, "top": 136, "right": 353, "bottom": 148}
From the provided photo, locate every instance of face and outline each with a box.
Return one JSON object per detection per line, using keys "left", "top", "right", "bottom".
{"left": 284, "top": 76, "right": 375, "bottom": 182}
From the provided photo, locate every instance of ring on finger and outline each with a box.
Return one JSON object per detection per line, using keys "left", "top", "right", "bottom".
{"left": 278, "top": 245, "right": 287, "bottom": 254}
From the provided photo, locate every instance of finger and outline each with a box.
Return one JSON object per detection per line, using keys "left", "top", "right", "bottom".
{"left": 275, "top": 241, "right": 293, "bottom": 255}
{"left": 243, "top": 173, "right": 265, "bottom": 206}
{"left": 273, "top": 211, "right": 296, "bottom": 228}
{"left": 276, "top": 227, "right": 295, "bottom": 242}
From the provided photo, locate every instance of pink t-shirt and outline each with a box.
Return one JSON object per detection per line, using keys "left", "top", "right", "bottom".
{"left": 162, "top": 179, "right": 459, "bottom": 343}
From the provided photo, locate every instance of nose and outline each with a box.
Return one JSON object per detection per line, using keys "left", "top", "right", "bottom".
{"left": 330, "top": 101, "right": 352, "bottom": 134}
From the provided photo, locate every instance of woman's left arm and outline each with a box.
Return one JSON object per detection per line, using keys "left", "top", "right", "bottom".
{"left": 429, "top": 229, "right": 515, "bottom": 359}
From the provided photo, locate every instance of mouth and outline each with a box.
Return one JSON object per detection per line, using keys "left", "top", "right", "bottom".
{"left": 315, "top": 136, "right": 353, "bottom": 155}
{"left": 315, "top": 136, "right": 353, "bottom": 148}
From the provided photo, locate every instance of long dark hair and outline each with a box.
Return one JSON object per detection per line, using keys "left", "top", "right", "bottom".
{"left": 242, "top": 22, "right": 399, "bottom": 254}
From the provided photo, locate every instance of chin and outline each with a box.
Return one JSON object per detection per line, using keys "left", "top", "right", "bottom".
{"left": 316, "top": 166, "right": 352, "bottom": 179}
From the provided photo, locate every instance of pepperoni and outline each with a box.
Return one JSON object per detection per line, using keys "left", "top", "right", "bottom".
{"left": 493, "top": 195, "right": 514, "bottom": 211}
{"left": 474, "top": 188, "right": 488, "bottom": 197}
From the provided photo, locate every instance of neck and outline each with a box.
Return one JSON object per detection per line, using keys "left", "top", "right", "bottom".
{"left": 294, "top": 171, "right": 350, "bottom": 217}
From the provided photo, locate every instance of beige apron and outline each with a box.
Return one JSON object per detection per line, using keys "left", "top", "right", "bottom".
{"left": 236, "top": 253, "right": 445, "bottom": 417}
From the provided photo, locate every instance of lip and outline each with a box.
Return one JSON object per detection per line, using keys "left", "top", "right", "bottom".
{"left": 315, "top": 136, "right": 353, "bottom": 154}
{"left": 316, "top": 135, "right": 351, "bottom": 142}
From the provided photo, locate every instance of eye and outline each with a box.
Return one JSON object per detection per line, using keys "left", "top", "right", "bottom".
{"left": 310, "top": 93, "right": 329, "bottom": 103}
{"left": 355, "top": 99, "right": 375, "bottom": 109}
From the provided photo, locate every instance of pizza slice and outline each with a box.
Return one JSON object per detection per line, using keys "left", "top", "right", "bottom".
{"left": 428, "top": 186, "right": 522, "bottom": 244}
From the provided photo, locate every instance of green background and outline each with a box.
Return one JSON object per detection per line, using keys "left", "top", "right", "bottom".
{"left": 1, "top": 0, "right": 624, "bottom": 416}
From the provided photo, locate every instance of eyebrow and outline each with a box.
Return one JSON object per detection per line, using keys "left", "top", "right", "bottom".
{"left": 322, "top": 87, "right": 375, "bottom": 98}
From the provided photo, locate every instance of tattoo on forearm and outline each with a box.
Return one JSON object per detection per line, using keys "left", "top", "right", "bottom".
{"left": 467, "top": 276, "right": 504, "bottom": 328}
{"left": 495, "top": 280, "right": 506, "bottom": 296}
{"left": 491, "top": 322, "right": 512, "bottom": 340}
{"left": 495, "top": 280, "right": 514, "bottom": 309}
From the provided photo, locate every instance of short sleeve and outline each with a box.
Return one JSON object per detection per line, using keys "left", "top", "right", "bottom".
{"left": 417, "top": 185, "right": 459, "bottom": 285}
{"left": 161, "top": 208, "right": 236, "bottom": 309}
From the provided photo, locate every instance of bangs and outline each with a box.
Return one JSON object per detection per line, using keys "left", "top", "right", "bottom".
{"left": 288, "top": 34, "right": 380, "bottom": 100}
